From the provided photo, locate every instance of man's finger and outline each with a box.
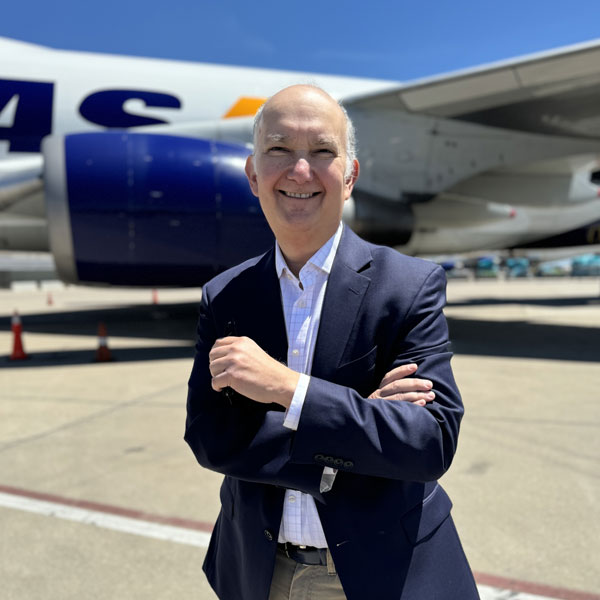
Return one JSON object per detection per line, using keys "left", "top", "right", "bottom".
{"left": 208, "top": 350, "right": 236, "bottom": 377}
{"left": 382, "top": 391, "right": 435, "bottom": 403}
{"left": 208, "top": 346, "right": 228, "bottom": 364}
{"left": 379, "top": 378, "right": 433, "bottom": 397}
{"left": 210, "top": 336, "right": 238, "bottom": 352}
{"left": 378, "top": 363, "right": 418, "bottom": 388}
{"left": 211, "top": 372, "right": 229, "bottom": 392}
{"left": 209, "top": 337, "right": 243, "bottom": 364}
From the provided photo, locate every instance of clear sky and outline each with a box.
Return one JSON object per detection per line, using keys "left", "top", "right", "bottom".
{"left": 2, "top": 0, "right": 599, "bottom": 81}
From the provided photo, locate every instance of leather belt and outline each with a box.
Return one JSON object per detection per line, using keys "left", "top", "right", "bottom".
{"left": 278, "top": 542, "right": 328, "bottom": 566}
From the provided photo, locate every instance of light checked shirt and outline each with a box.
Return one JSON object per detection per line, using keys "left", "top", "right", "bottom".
{"left": 276, "top": 222, "right": 343, "bottom": 549}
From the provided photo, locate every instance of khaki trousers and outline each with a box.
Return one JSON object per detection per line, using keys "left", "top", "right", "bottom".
{"left": 268, "top": 547, "right": 347, "bottom": 600}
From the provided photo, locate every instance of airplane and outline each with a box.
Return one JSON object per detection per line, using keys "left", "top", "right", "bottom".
{"left": 1, "top": 35, "right": 600, "bottom": 286}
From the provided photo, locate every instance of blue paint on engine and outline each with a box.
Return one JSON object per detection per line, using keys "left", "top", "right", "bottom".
{"left": 64, "top": 132, "right": 273, "bottom": 285}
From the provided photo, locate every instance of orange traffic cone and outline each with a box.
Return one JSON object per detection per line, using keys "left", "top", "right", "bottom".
{"left": 10, "top": 311, "right": 28, "bottom": 361}
{"left": 95, "top": 322, "right": 112, "bottom": 362}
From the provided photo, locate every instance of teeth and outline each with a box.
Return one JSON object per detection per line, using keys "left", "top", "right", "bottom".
{"left": 282, "top": 191, "right": 316, "bottom": 199}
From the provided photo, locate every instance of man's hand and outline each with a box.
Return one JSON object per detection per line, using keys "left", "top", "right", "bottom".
{"left": 209, "top": 336, "right": 299, "bottom": 408}
{"left": 369, "top": 363, "right": 434, "bottom": 407}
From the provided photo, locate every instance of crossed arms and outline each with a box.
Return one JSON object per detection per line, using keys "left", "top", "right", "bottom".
{"left": 185, "top": 265, "right": 463, "bottom": 497}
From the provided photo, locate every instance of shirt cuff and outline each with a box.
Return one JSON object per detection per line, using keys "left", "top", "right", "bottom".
{"left": 283, "top": 373, "right": 310, "bottom": 431}
{"left": 320, "top": 467, "right": 338, "bottom": 493}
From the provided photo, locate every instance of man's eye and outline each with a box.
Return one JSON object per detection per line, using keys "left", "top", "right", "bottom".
{"left": 266, "top": 146, "right": 288, "bottom": 154}
{"left": 315, "top": 148, "right": 335, "bottom": 156}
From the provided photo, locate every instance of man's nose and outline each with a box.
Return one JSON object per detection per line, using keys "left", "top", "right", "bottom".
{"left": 287, "top": 157, "right": 313, "bottom": 182}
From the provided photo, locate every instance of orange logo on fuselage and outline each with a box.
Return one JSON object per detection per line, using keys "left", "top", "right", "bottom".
{"left": 222, "top": 97, "right": 267, "bottom": 119}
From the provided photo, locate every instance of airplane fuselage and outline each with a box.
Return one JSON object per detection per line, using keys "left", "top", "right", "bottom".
{"left": 0, "top": 37, "right": 396, "bottom": 160}
{"left": 1, "top": 37, "right": 600, "bottom": 285}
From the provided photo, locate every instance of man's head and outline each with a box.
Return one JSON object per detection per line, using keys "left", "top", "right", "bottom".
{"left": 252, "top": 87, "right": 357, "bottom": 181}
{"left": 245, "top": 85, "right": 359, "bottom": 264}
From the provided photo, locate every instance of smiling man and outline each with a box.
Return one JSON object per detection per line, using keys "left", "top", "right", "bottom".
{"left": 185, "top": 85, "right": 478, "bottom": 600}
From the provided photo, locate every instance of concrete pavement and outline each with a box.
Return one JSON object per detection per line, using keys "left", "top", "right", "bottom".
{"left": 1, "top": 278, "right": 598, "bottom": 599}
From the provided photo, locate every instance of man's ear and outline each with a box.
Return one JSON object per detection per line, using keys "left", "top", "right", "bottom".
{"left": 344, "top": 159, "right": 360, "bottom": 199}
{"left": 245, "top": 155, "right": 259, "bottom": 197}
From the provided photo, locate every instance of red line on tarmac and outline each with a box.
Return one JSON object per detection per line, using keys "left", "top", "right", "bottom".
{"left": 473, "top": 572, "right": 599, "bottom": 600}
{"left": 1, "top": 484, "right": 598, "bottom": 600}
{"left": 0, "top": 483, "right": 213, "bottom": 533}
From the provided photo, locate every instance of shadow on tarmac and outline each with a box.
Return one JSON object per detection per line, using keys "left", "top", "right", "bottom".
{"left": 0, "top": 303, "right": 199, "bottom": 340}
{"left": 447, "top": 317, "right": 599, "bottom": 362}
{"left": 446, "top": 292, "right": 600, "bottom": 361}
{"left": 447, "top": 295, "right": 599, "bottom": 308}
{"left": 1, "top": 345, "right": 195, "bottom": 368}
{"left": 0, "top": 303, "right": 198, "bottom": 368}
{"left": 1, "top": 298, "right": 599, "bottom": 367}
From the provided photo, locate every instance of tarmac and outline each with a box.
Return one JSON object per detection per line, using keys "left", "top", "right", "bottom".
{"left": 0, "top": 277, "right": 599, "bottom": 600}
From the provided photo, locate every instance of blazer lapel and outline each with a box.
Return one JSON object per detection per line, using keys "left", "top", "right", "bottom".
{"left": 311, "top": 227, "right": 372, "bottom": 380}
{"left": 239, "top": 249, "right": 288, "bottom": 365}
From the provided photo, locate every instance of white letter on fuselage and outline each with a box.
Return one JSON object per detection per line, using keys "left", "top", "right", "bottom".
{"left": 0, "top": 94, "right": 19, "bottom": 127}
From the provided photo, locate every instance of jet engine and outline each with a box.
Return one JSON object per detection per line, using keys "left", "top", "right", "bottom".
{"left": 43, "top": 132, "right": 272, "bottom": 286}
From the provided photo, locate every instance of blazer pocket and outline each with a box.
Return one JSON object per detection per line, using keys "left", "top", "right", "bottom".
{"left": 219, "top": 477, "right": 235, "bottom": 520}
{"left": 401, "top": 484, "right": 453, "bottom": 545}
{"left": 331, "top": 346, "right": 378, "bottom": 396}
{"left": 338, "top": 345, "right": 378, "bottom": 373}
{"left": 335, "top": 345, "right": 378, "bottom": 393}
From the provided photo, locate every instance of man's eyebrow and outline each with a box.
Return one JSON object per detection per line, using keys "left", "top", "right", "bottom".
{"left": 315, "top": 136, "right": 338, "bottom": 147}
{"left": 265, "top": 133, "right": 288, "bottom": 143}
{"left": 263, "top": 133, "right": 339, "bottom": 148}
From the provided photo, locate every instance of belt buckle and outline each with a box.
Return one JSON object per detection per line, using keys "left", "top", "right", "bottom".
{"left": 283, "top": 542, "right": 308, "bottom": 560}
{"left": 284, "top": 543, "right": 307, "bottom": 559}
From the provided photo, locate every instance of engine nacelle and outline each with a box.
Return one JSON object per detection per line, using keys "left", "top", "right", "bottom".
{"left": 43, "top": 132, "right": 272, "bottom": 285}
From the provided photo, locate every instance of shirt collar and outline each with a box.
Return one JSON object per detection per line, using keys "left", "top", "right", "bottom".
{"left": 275, "top": 222, "right": 343, "bottom": 280}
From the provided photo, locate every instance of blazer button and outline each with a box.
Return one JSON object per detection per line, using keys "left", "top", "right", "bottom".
{"left": 314, "top": 454, "right": 325, "bottom": 462}
{"left": 333, "top": 458, "right": 343, "bottom": 467}
{"left": 324, "top": 456, "right": 335, "bottom": 465}
{"left": 343, "top": 460, "right": 354, "bottom": 469}
{"left": 264, "top": 529, "right": 274, "bottom": 542}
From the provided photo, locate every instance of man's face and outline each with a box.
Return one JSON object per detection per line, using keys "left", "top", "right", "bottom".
{"left": 245, "top": 86, "right": 358, "bottom": 248}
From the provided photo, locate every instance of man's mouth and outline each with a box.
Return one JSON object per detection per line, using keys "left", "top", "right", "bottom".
{"left": 279, "top": 191, "right": 320, "bottom": 199}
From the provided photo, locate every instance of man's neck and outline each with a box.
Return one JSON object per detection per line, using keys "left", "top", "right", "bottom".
{"left": 280, "top": 255, "right": 307, "bottom": 278}
{"left": 277, "top": 239, "right": 319, "bottom": 278}
{"left": 277, "top": 231, "right": 334, "bottom": 278}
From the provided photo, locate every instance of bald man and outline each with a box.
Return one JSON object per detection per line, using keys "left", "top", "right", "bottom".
{"left": 185, "top": 85, "right": 479, "bottom": 600}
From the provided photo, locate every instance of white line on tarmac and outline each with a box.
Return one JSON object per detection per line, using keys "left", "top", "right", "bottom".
{"left": 478, "top": 585, "right": 560, "bottom": 600}
{"left": 0, "top": 490, "right": 211, "bottom": 548}
{"left": 0, "top": 490, "right": 583, "bottom": 600}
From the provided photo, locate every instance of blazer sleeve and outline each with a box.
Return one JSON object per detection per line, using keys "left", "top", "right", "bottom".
{"left": 288, "top": 265, "right": 464, "bottom": 483}
{"left": 184, "top": 284, "right": 324, "bottom": 497}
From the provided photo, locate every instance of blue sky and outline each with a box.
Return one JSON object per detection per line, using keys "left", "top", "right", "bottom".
{"left": 2, "top": 0, "right": 600, "bottom": 81}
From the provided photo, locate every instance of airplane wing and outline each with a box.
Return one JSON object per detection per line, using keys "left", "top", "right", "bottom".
{"left": 344, "top": 38, "right": 600, "bottom": 139}
{"left": 0, "top": 156, "right": 43, "bottom": 193}
{"left": 0, "top": 156, "right": 46, "bottom": 251}
{"left": 339, "top": 40, "right": 600, "bottom": 254}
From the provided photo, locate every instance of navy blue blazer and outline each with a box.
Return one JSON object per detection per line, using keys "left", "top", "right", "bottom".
{"left": 185, "top": 226, "right": 479, "bottom": 600}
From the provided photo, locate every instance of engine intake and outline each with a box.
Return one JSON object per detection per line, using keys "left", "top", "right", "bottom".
{"left": 43, "top": 132, "right": 272, "bottom": 285}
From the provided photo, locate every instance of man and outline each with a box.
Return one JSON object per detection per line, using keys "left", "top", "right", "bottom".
{"left": 185, "top": 85, "right": 479, "bottom": 600}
